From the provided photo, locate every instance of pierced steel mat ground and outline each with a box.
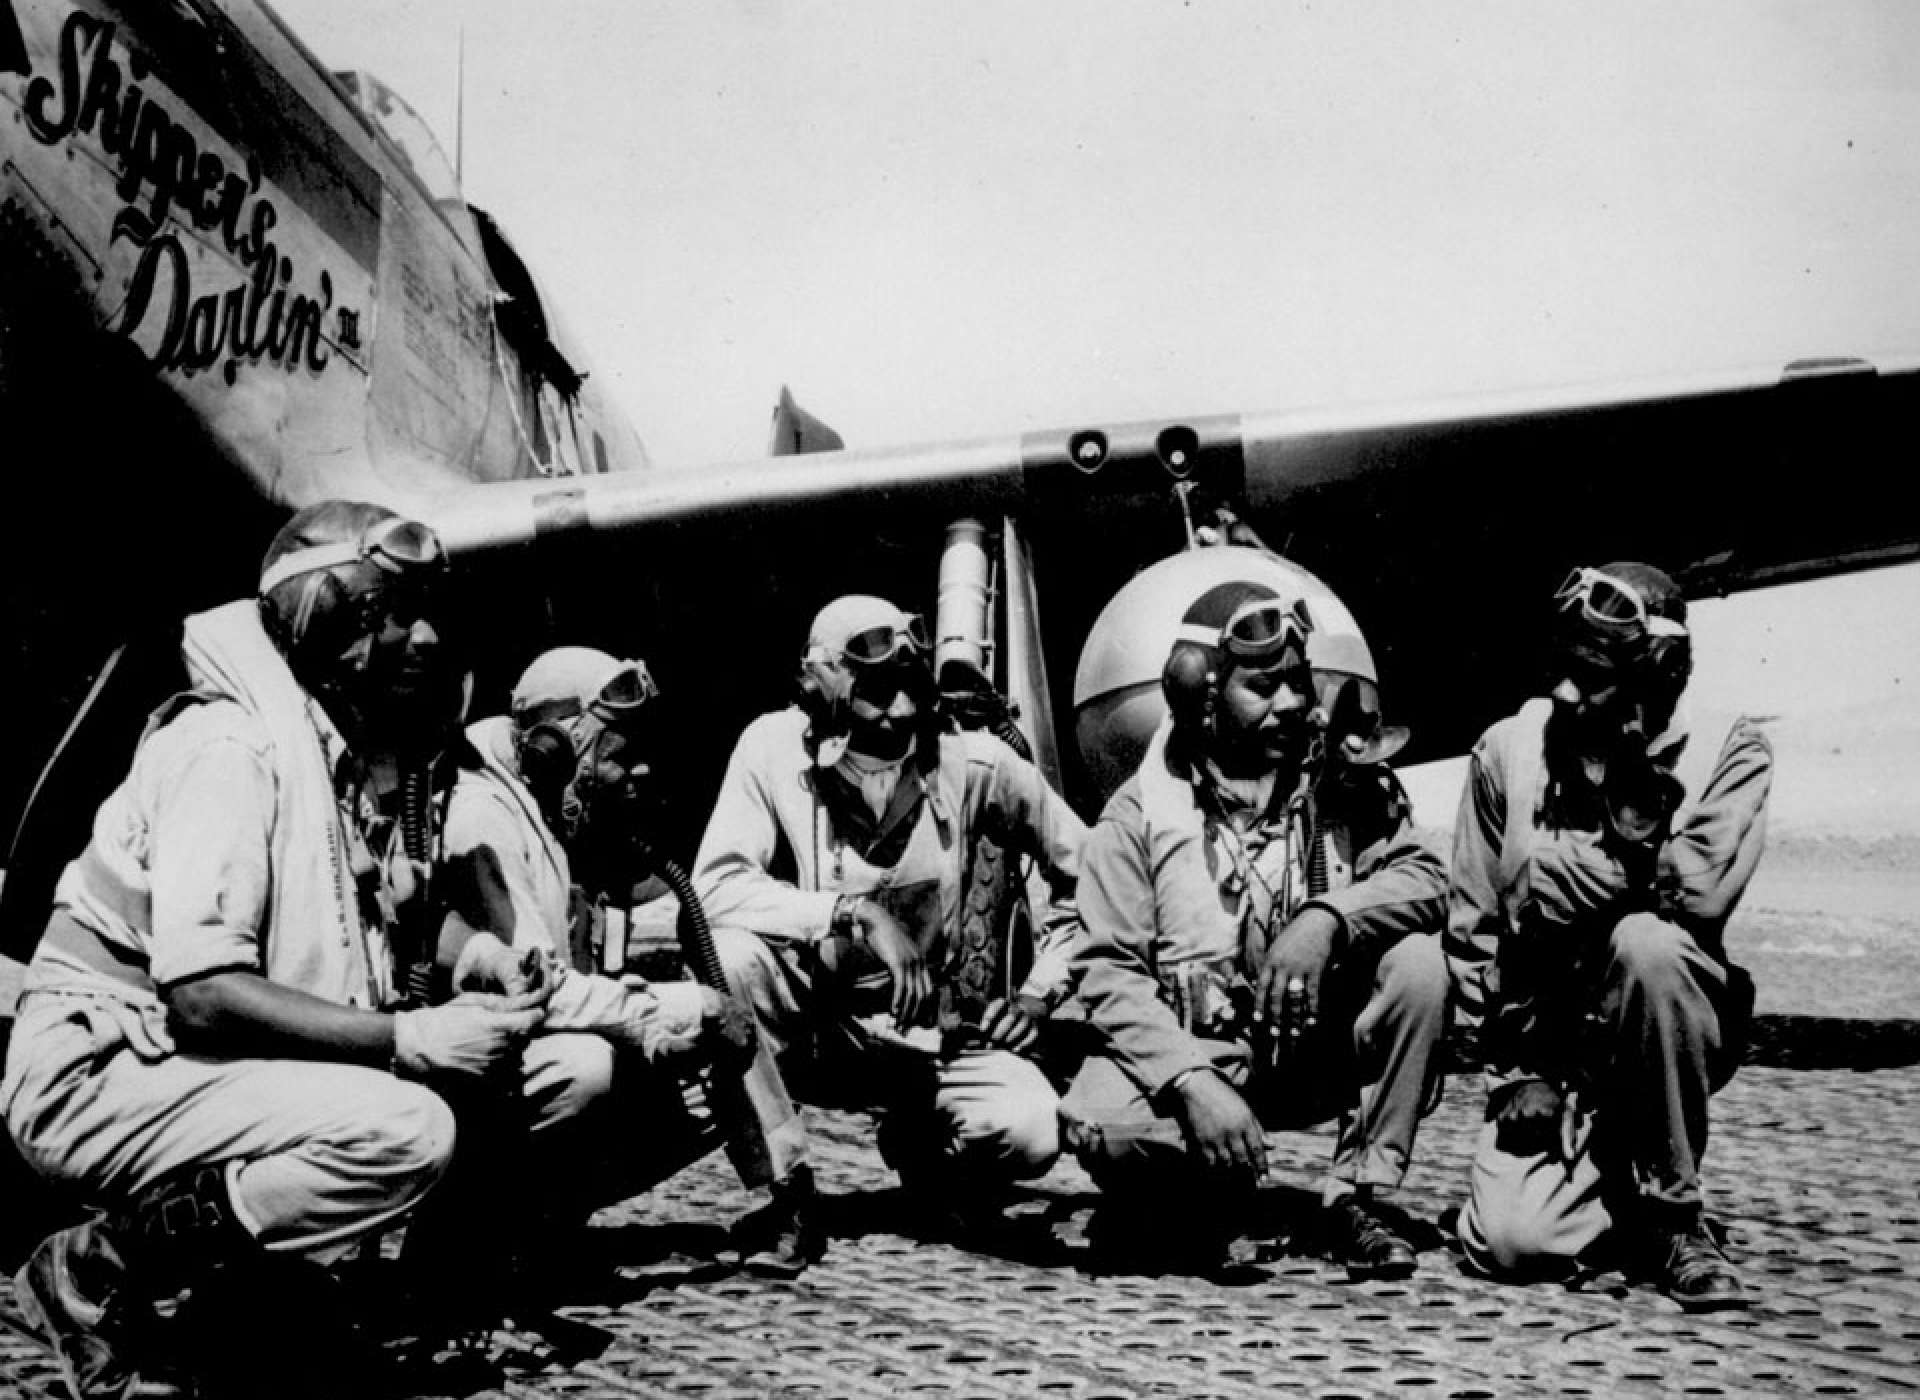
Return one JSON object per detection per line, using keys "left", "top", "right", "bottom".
{"left": 8, "top": 1037, "right": 1913, "bottom": 1400}
{"left": 2, "top": 859, "right": 1916, "bottom": 1400}
{"left": 537, "top": 1052, "right": 1920, "bottom": 1400}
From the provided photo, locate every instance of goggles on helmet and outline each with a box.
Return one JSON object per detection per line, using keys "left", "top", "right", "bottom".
{"left": 1173, "top": 595, "right": 1315, "bottom": 664}
{"left": 1554, "top": 568, "right": 1688, "bottom": 640}
{"left": 833, "top": 614, "right": 930, "bottom": 667}
{"left": 259, "top": 516, "right": 448, "bottom": 597}
{"left": 516, "top": 659, "right": 659, "bottom": 732}
{"left": 1222, "top": 596, "right": 1314, "bottom": 661}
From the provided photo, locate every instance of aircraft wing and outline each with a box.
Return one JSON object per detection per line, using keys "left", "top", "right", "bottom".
{"left": 5, "top": 348, "right": 1915, "bottom": 963}
{"left": 416, "top": 350, "right": 1920, "bottom": 812}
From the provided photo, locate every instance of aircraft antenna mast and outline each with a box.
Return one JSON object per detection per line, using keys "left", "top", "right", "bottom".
{"left": 454, "top": 27, "right": 465, "bottom": 187}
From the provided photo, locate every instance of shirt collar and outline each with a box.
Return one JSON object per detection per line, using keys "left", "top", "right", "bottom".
{"left": 305, "top": 696, "right": 358, "bottom": 795}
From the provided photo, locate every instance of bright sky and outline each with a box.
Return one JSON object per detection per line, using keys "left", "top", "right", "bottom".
{"left": 274, "top": 0, "right": 1920, "bottom": 465}
{"left": 271, "top": 0, "right": 1920, "bottom": 830}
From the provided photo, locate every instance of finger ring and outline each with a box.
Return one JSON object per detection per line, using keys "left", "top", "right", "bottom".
{"left": 1286, "top": 978, "right": 1305, "bottom": 993}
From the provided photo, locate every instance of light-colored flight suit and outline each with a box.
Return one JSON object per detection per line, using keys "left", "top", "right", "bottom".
{"left": 693, "top": 708, "right": 1084, "bottom": 1184}
{"left": 442, "top": 716, "right": 757, "bottom": 1192}
{"left": 2, "top": 602, "right": 450, "bottom": 1263}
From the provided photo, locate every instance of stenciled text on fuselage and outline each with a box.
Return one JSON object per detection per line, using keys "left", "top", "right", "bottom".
{"left": 23, "top": 10, "right": 358, "bottom": 384}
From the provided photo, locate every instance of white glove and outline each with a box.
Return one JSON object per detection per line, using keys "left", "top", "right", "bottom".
{"left": 392, "top": 995, "right": 544, "bottom": 1078}
{"left": 620, "top": 982, "right": 756, "bottom": 1068}
{"left": 635, "top": 982, "right": 712, "bottom": 1062}
{"left": 451, "top": 932, "right": 550, "bottom": 995}
{"left": 535, "top": 972, "right": 755, "bottom": 1068}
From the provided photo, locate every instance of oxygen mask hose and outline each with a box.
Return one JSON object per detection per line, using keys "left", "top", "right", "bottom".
{"left": 397, "top": 767, "right": 438, "bottom": 1007}
{"left": 991, "top": 711, "right": 1033, "bottom": 763}
{"left": 641, "top": 847, "right": 728, "bottom": 995}
{"left": 630, "top": 842, "right": 779, "bottom": 1188}
{"left": 1307, "top": 824, "right": 1332, "bottom": 899}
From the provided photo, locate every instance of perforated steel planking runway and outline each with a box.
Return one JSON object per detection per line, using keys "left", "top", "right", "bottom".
{"left": 5, "top": 1017, "right": 1914, "bottom": 1400}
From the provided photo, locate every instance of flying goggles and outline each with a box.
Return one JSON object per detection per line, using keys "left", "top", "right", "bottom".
{"left": 515, "top": 659, "right": 659, "bottom": 733}
{"left": 1177, "top": 596, "right": 1316, "bottom": 664}
{"left": 1554, "top": 568, "right": 1688, "bottom": 640}
{"left": 259, "top": 517, "right": 451, "bottom": 647}
{"left": 258, "top": 516, "right": 448, "bottom": 597}
{"left": 827, "top": 614, "right": 931, "bottom": 668}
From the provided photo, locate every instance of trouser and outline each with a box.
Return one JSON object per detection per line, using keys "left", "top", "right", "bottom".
{"left": 1455, "top": 913, "right": 1750, "bottom": 1277}
{"left": 714, "top": 926, "right": 1061, "bottom": 1187}
{"left": 513, "top": 1030, "right": 727, "bottom": 1215}
{"left": 402, "top": 1029, "right": 724, "bottom": 1320}
{"left": 3, "top": 991, "right": 454, "bottom": 1265}
{"left": 1061, "top": 932, "right": 1449, "bottom": 1205}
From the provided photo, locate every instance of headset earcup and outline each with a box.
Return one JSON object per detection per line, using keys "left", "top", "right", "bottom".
{"left": 795, "top": 668, "right": 829, "bottom": 728}
{"left": 1161, "top": 642, "right": 1216, "bottom": 733}
{"left": 1634, "top": 636, "right": 1693, "bottom": 722}
{"left": 796, "top": 661, "right": 855, "bottom": 737}
{"left": 518, "top": 723, "right": 576, "bottom": 803}
{"left": 262, "top": 572, "right": 354, "bottom": 673}
{"left": 1654, "top": 636, "right": 1693, "bottom": 691}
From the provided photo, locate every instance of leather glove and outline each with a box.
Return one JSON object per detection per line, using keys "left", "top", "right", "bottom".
{"left": 392, "top": 993, "right": 545, "bottom": 1078}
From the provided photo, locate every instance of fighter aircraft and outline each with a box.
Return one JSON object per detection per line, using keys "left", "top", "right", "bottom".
{"left": 0, "top": 0, "right": 648, "bottom": 922}
{"left": 4, "top": 0, "right": 1920, "bottom": 958}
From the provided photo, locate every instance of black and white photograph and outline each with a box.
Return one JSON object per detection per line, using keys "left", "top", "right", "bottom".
{"left": 1, "top": 2, "right": 1917, "bottom": 1396}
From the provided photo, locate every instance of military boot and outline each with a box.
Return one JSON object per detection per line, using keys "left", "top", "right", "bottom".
{"left": 734, "top": 1164, "right": 825, "bottom": 1278}
{"left": 1657, "top": 1217, "right": 1747, "bottom": 1312}
{"left": 13, "top": 1216, "right": 188, "bottom": 1400}
{"left": 1325, "top": 1191, "right": 1418, "bottom": 1281}
{"left": 17, "top": 1160, "right": 292, "bottom": 1400}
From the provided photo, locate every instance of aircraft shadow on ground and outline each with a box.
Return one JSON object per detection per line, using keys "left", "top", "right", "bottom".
{"left": 1743, "top": 1013, "right": 1920, "bottom": 1070}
